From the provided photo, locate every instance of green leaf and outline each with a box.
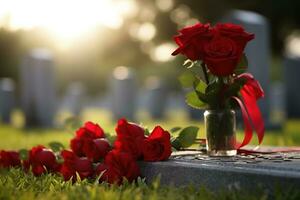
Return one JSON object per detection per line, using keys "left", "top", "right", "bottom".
{"left": 235, "top": 54, "right": 248, "bottom": 75}
{"left": 144, "top": 128, "right": 150, "bottom": 136}
{"left": 176, "top": 126, "right": 199, "bottom": 148}
{"left": 19, "top": 149, "right": 29, "bottom": 160}
{"left": 48, "top": 142, "right": 65, "bottom": 152}
{"left": 195, "top": 80, "right": 207, "bottom": 93}
{"left": 186, "top": 91, "right": 206, "bottom": 109}
{"left": 170, "top": 127, "right": 181, "bottom": 133}
{"left": 178, "top": 71, "right": 196, "bottom": 88}
{"left": 171, "top": 137, "right": 181, "bottom": 150}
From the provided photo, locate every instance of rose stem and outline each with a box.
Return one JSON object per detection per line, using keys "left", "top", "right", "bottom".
{"left": 201, "top": 63, "right": 209, "bottom": 84}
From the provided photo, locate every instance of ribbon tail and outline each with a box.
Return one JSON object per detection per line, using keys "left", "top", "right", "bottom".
{"left": 232, "top": 96, "right": 253, "bottom": 149}
{"left": 240, "top": 90, "right": 265, "bottom": 145}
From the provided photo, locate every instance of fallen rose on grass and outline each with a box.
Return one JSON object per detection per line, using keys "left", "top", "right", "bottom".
{"left": 23, "top": 145, "right": 61, "bottom": 176}
{"left": 60, "top": 150, "right": 94, "bottom": 181}
{"left": 0, "top": 150, "right": 21, "bottom": 168}
{"left": 70, "top": 121, "right": 109, "bottom": 161}
{"left": 0, "top": 118, "right": 173, "bottom": 185}
{"left": 114, "top": 118, "right": 145, "bottom": 159}
{"left": 142, "top": 126, "right": 172, "bottom": 162}
{"left": 95, "top": 150, "right": 140, "bottom": 184}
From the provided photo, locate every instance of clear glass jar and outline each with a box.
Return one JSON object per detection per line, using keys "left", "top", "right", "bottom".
{"left": 204, "top": 110, "right": 237, "bottom": 156}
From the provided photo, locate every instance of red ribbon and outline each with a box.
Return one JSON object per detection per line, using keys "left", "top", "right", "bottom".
{"left": 233, "top": 73, "right": 265, "bottom": 149}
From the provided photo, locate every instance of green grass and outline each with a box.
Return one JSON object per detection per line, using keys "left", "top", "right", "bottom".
{"left": 0, "top": 168, "right": 274, "bottom": 200}
{"left": 1, "top": 109, "right": 300, "bottom": 200}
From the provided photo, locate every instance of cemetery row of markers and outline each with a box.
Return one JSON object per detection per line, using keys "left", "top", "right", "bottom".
{"left": 0, "top": 119, "right": 172, "bottom": 184}
{"left": 0, "top": 9, "right": 300, "bottom": 128}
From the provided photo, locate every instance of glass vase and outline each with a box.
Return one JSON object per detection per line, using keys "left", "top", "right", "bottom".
{"left": 204, "top": 109, "right": 237, "bottom": 156}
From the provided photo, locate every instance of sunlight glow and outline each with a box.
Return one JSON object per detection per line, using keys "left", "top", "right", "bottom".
{"left": 0, "top": 0, "right": 137, "bottom": 40}
{"left": 150, "top": 43, "right": 176, "bottom": 62}
{"left": 286, "top": 32, "right": 300, "bottom": 57}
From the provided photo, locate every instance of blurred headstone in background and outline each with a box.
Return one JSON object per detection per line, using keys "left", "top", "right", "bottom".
{"left": 20, "top": 48, "right": 56, "bottom": 127}
{"left": 145, "top": 76, "right": 167, "bottom": 119}
{"left": 284, "top": 34, "right": 300, "bottom": 118}
{"left": 0, "top": 78, "right": 15, "bottom": 123}
{"left": 222, "top": 10, "right": 271, "bottom": 125}
{"left": 64, "top": 82, "right": 85, "bottom": 117}
{"left": 110, "top": 66, "right": 137, "bottom": 120}
{"left": 270, "top": 82, "right": 285, "bottom": 122}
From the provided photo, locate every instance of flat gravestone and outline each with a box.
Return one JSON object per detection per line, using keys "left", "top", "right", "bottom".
{"left": 139, "top": 149, "right": 300, "bottom": 194}
{"left": 20, "top": 49, "right": 56, "bottom": 127}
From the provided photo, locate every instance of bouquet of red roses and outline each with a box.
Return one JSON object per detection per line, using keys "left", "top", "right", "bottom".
{"left": 172, "top": 23, "right": 265, "bottom": 152}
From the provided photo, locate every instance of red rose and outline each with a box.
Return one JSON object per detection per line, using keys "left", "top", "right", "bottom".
{"left": 215, "top": 23, "right": 254, "bottom": 53}
{"left": 83, "top": 138, "right": 111, "bottom": 162}
{"left": 70, "top": 121, "right": 106, "bottom": 159}
{"left": 70, "top": 137, "right": 85, "bottom": 157}
{"left": 0, "top": 150, "right": 21, "bottom": 168}
{"left": 60, "top": 150, "right": 93, "bottom": 181}
{"left": 201, "top": 23, "right": 254, "bottom": 76}
{"left": 203, "top": 34, "right": 241, "bottom": 76}
{"left": 95, "top": 150, "right": 140, "bottom": 184}
{"left": 76, "top": 121, "right": 105, "bottom": 139}
{"left": 172, "top": 23, "right": 213, "bottom": 61}
{"left": 23, "top": 145, "right": 61, "bottom": 176}
{"left": 114, "top": 118, "right": 145, "bottom": 159}
{"left": 142, "top": 126, "right": 172, "bottom": 161}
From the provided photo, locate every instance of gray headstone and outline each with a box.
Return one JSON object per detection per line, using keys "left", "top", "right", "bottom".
{"left": 222, "top": 10, "right": 271, "bottom": 124}
{"left": 145, "top": 76, "right": 167, "bottom": 119}
{"left": 0, "top": 78, "right": 15, "bottom": 123}
{"left": 284, "top": 55, "right": 300, "bottom": 118}
{"left": 270, "top": 82, "right": 285, "bottom": 121}
{"left": 20, "top": 49, "right": 56, "bottom": 127}
{"left": 110, "top": 66, "right": 137, "bottom": 120}
{"left": 64, "top": 82, "right": 85, "bottom": 116}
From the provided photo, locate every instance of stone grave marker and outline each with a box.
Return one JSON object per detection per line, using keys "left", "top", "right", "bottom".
{"left": 64, "top": 82, "right": 85, "bottom": 116}
{"left": 0, "top": 78, "right": 15, "bottom": 123}
{"left": 20, "top": 49, "right": 56, "bottom": 127}
{"left": 139, "top": 149, "right": 300, "bottom": 195}
{"left": 283, "top": 36, "right": 300, "bottom": 118}
{"left": 110, "top": 66, "right": 137, "bottom": 120}
{"left": 145, "top": 76, "right": 167, "bottom": 119}
{"left": 270, "top": 82, "right": 286, "bottom": 122}
{"left": 222, "top": 10, "right": 271, "bottom": 124}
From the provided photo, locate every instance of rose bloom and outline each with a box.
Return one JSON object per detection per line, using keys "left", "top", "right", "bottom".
{"left": 203, "top": 24, "right": 254, "bottom": 76}
{"left": 82, "top": 138, "right": 111, "bottom": 162}
{"left": 70, "top": 121, "right": 108, "bottom": 161}
{"left": 172, "top": 23, "right": 213, "bottom": 61}
{"left": 142, "top": 126, "right": 172, "bottom": 162}
{"left": 60, "top": 150, "right": 94, "bottom": 181}
{"left": 23, "top": 145, "right": 61, "bottom": 176}
{"left": 0, "top": 150, "right": 21, "bottom": 168}
{"left": 95, "top": 150, "right": 140, "bottom": 185}
{"left": 114, "top": 118, "right": 145, "bottom": 159}
{"left": 172, "top": 22, "right": 254, "bottom": 76}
